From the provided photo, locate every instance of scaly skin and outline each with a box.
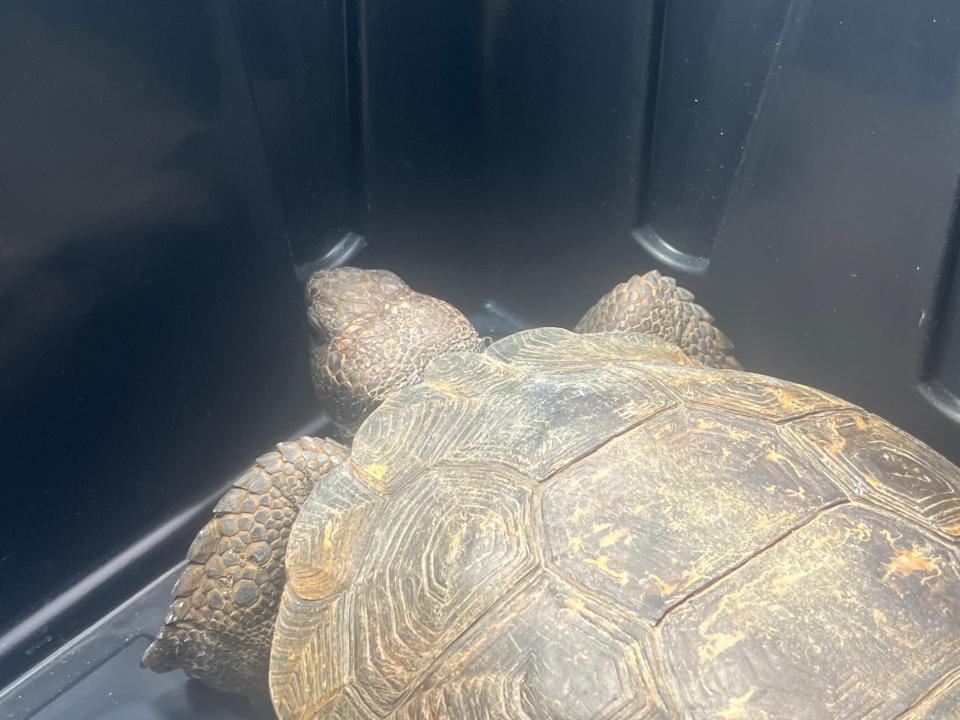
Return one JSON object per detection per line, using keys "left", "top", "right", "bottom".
{"left": 140, "top": 438, "right": 348, "bottom": 698}
{"left": 306, "top": 267, "right": 488, "bottom": 440}
{"left": 576, "top": 270, "right": 740, "bottom": 369}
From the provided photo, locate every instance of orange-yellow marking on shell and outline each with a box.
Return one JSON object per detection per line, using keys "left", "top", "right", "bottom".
{"left": 599, "top": 527, "right": 631, "bottom": 548}
{"left": 564, "top": 596, "right": 586, "bottom": 615}
{"left": 584, "top": 556, "right": 630, "bottom": 585}
{"left": 944, "top": 522, "right": 960, "bottom": 538}
{"left": 771, "top": 569, "right": 808, "bottom": 598}
{"left": 881, "top": 530, "right": 942, "bottom": 584}
{"left": 697, "top": 602, "right": 747, "bottom": 662}
{"left": 826, "top": 434, "right": 847, "bottom": 455}
{"left": 884, "top": 546, "right": 941, "bottom": 581}
{"left": 853, "top": 415, "right": 869, "bottom": 431}
{"left": 698, "top": 630, "right": 746, "bottom": 663}
{"left": 872, "top": 608, "right": 888, "bottom": 625}
{"left": 364, "top": 463, "right": 388, "bottom": 481}
{"left": 649, "top": 573, "right": 678, "bottom": 597}
{"left": 762, "top": 447, "right": 806, "bottom": 479}
{"left": 716, "top": 688, "right": 756, "bottom": 719}
{"left": 321, "top": 521, "right": 335, "bottom": 552}
{"left": 765, "top": 449, "right": 788, "bottom": 463}
{"left": 775, "top": 389, "right": 805, "bottom": 412}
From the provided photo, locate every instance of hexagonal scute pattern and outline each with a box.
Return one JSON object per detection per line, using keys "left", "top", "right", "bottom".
{"left": 270, "top": 326, "right": 960, "bottom": 720}
{"left": 396, "top": 574, "right": 670, "bottom": 720}
{"left": 659, "top": 505, "right": 960, "bottom": 720}
{"left": 543, "top": 406, "right": 843, "bottom": 620}
{"left": 352, "top": 464, "right": 539, "bottom": 715}
{"left": 789, "top": 411, "right": 960, "bottom": 542}
{"left": 642, "top": 364, "right": 851, "bottom": 421}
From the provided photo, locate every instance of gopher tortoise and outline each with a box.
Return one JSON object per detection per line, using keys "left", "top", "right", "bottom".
{"left": 143, "top": 268, "right": 960, "bottom": 720}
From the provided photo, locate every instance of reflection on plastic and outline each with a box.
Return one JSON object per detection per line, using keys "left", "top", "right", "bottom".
{"left": 294, "top": 232, "right": 368, "bottom": 284}
{"left": 634, "top": 224, "right": 710, "bottom": 274}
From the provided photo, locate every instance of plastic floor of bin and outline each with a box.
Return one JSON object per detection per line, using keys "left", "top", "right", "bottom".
{"left": 0, "top": 565, "right": 273, "bottom": 720}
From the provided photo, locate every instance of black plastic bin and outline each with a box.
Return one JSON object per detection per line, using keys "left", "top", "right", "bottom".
{"left": 2, "top": 1, "right": 959, "bottom": 717}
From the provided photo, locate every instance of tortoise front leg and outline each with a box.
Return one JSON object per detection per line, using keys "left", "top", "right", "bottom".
{"left": 141, "top": 437, "right": 348, "bottom": 702}
{"left": 575, "top": 270, "right": 741, "bottom": 369}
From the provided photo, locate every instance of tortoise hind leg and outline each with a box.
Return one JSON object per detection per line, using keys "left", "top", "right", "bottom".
{"left": 141, "top": 437, "right": 348, "bottom": 701}
{"left": 575, "top": 270, "right": 741, "bottom": 369}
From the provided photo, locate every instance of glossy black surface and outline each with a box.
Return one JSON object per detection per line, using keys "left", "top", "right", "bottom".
{"left": 0, "top": 0, "right": 318, "bottom": 684}
{"left": 233, "top": 0, "right": 360, "bottom": 268}
{"left": 237, "top": 0, "right": 663, "bottom": 320}
{"left": 689, "top": 0, "right": 960, "bottom": 461}
{"left": 1, "top": 0, "right": 959, "bottom": 712}
{"left": 642, "top": 0, "right": 794, "bottom": 262}
{"left": 0, "top": 566, "right": 273, "bottom": 720}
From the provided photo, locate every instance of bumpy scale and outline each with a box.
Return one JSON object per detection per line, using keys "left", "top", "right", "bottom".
{"left": 306, "top": 267, "right": 488, "bottom": 439}
{"left": 141, "top": 438, "right": 348, "bottom": 697}
{"left": 576, "top": 270, "right": 740, "bottom": 369}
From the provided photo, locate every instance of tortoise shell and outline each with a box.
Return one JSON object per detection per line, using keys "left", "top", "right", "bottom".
{"left": 270, "top": 328, "right": 960, "bottom": 719}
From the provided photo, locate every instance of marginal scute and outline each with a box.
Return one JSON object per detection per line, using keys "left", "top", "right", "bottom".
{"left": 172, "top": 564, "right": 204, "bottom": 597}
{"left": 214, "top": 488, "right": 249, "bottom": 513}
{"left": 543, "top": 405, "right": 843, "bottom": 620}
{"left": 186, "top": 526, "right": 218, "bottom": 563}
{"left": 351, "top": 464, "right": 539, "bottom": 715}
{"left": 396, "top": 573, "right": 669, "bottom": 720}
{"left": 788, "top": 411, "right": 960, "bottom": 542}
{"left": 236, "top": 468, "right": 271, "bottom": 494}
{"left": 350, "top": 385, "right": 478, "bottom": 493}
{"left": 643, "top": 363, "right": 851, "bottom": 421}
{"left": 270, "top": 588, "right": 353, "bottom": 718}
{"left": 422, "top": 351, "right": 519, "bottom": 398}
{"left": 658, "top": 505, "right": 960, "bottom": 720}
{"left": 487, "top": 327, "right": 694, "bottom": 369}
{"left": 285, "top": 464, "right": 384, "bottom": 601}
